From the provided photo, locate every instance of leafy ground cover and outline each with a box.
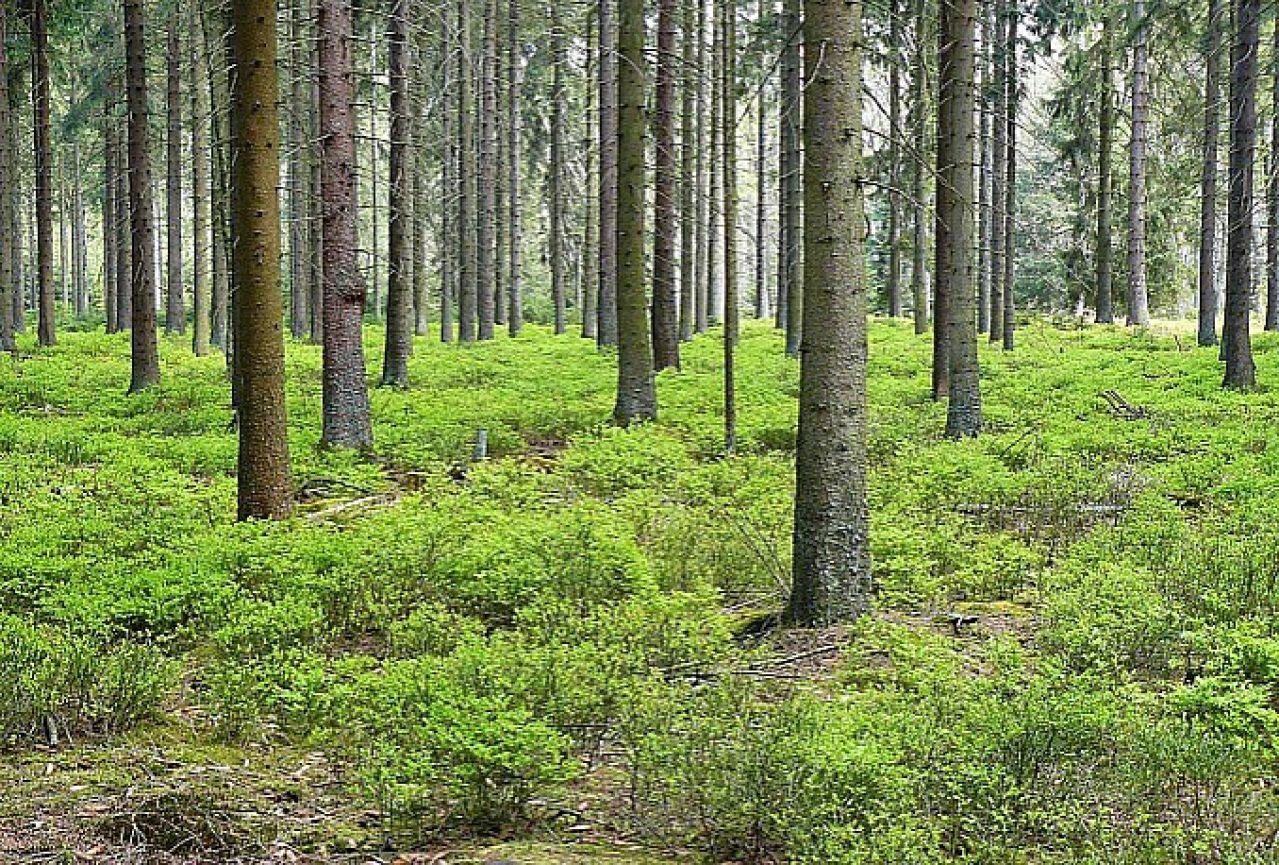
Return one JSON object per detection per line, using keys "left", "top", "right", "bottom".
{"left": 5, "top": 318, "right": 1279, "bottom": 863}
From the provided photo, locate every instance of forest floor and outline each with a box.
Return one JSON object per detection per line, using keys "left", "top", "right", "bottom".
{"left": 5, "top": 317, "right": 1279, "bottom": 863}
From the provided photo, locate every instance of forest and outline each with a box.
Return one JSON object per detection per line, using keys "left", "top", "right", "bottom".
{"left": 3, "top": 0, "right": 1279, "bottom": 861}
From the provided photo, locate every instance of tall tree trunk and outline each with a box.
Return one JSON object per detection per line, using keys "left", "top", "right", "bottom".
{"left": 722, "top": 0, "right": 737, "bottom": 450}
{"left": 679, "top": 0, "right": 696, "bottom": 340}
{"left": 976, "top": 0, "right": 991, "bottom": 334}
{"left": 939, "top": 0, "right": 981, "bottom": 432}
{"left": 477, "top": 0, "right": 498, "bottom": 339}
{"left": 115, "top": 85, "right": 133, "bottom": 332}
{"left": 652, "top": 0, "right": 680, "bottom": 369}
{"left": 1222, "top": 0, "right": 1258, "bottom": 387}
{"left": 1265, "top": 4, "right": 1279, "bottom": 331}
{"left": 1126, "top": 0, "right": 1151, "bottom": 326}
{"left": 232, "top": 0, "right": 292, "bottom": 520}
{"left": 125, "top": 0, "right": 160, "bottom": 390}
{"left": 441, "top": 24, "right": 456, "bottom": 344}
{"left": 494, "top": 9, "right": 507, "bottom": 332}
{"left": 786, "top": 0, "right": 869, "bottom": 626}
{"left": 457, "top": 0, "right": 477, "bottom": 343}
{"left": 613, "top": 0, "right": 657, "bottom": 422}
{"left": 754, "top": 14, "right": 769, "bottom": 321}
{"left": 0, "top": 0, "right": 12, "bottom": 353}
{"left": 103, "top": 103, "right": 118, "bottom": 335}
{"left": 367, "top": 23, "right": 381, "bottom": 322}
{"left": 413, "top": 79, "right": 430, "bottom": 336}
{"left": 74, "top": 145, "right": 86, "bottom": 316}
{"left": 33, "top": 0, "right": 53, "bottom": 347}
{"left": 707, "top": 0, "right": 722, "bottom": 326}
{"left": 319, "top": 0, "right": 374, "bottom": 446}
{"left": 288, "top": 0, "right": 309, "bottom": 340}
{"left": 1095, "top": 11, "right": 1115, "bottom": 324}
{"left": 507, "top": 0, "right": 523, "bottom": 335}
{"left": 1197, "top": 0, "right": 1221, "bottom": 342}
{"left": 887, "top": 1, "right": 903, "bottom": 318}
{"left": 596, "top": 0, "right": 618, "bottom": 345}
{"left": 1000, "top": 0, "right": 1015, "bottom": 351}
{"left": 988, "top": 0, "right": 1005, "bottom": 342}
{"left": 910, "top": 0, "right": 929, "bottom": 335}
{"left": 308, "top": 0, "right": 324, "bottom": 343}
{"left": 190, "top": 3, "right": 211, "bottom": 354}
{"left": 203, "top": 6, "right": 231, "bottom": 351}
{"left": 8, "top": 67, "right": 21, "bottom": 335}
{"left": 166, "top": 15, "right": 184, "bottom": 335}
{"left": 581, "top": 11, "right": 597, "bottom": 340}
{"left": 695, "top": 0, "right": 711, "bottom": 334}
{"left": 549, "top": 4, "right": 567, "bottom": 335}
{"left": 382, "top": 0, "right": 412, "bottom": 386}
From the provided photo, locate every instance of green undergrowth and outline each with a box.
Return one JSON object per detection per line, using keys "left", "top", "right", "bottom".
{"left": 6, "top": 318, "right": 1279, "bottom": 861}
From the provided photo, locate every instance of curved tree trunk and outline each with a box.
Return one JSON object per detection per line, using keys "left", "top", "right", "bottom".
{"left": 613, "top": 0, "right": 656, "bottom": 423}
{"left": 319, "top": 0, "right": 374, "bottom": 447}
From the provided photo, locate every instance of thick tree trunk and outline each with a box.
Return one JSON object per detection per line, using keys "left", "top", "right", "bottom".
{"left": 613, "top": 0, "right": 656, "bottom": 422}
{"left": 910, "top": 0, "right": 929, "bottom": 336}
{"left": 722, "top": 0, "right": 737, "bottom": 451}
{"left": 477, "top": 0, "right": 498, "bottom": 339}
{"left": 786, "top": 0, "right": 869, "bottom": 627}
{"left": 125, "top": 0, "right": 160, "bottom": 390}
{"left": 1095, "top": 12, "right": 1115, "bottom": 324}
{"left": 166, "top": 16, "right": 184, "bottom": 335}
{"left": 939, "top": 0, "right": 981, "bottom": 433}
{"left": 232, "top": 0, "right": 292, "bottom": 520}
{"left": 1222, "top": 0, "right": 1258, "bottom": 387}
{"left": 381, "top": 0, "right": 412, "bottom": 386}
{"left": 679, "top": 0, "right": 696, "bottom": 341}
{"left": 319, "top": 0, "right": 374, "bottom": 447}
{"left": 33, "top": 0, "right": 53, "bottom": 347}
{"left": 652, "top": 0, "right": 680, "bottom": 369}
{"left": 1126, "top": 0, "right": 1151, "bottom": 326}
{"left": 507, "top": 0, "right": 523, "bottom": 335}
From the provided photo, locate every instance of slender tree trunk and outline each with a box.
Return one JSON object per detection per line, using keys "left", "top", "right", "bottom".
{"left": 115, "top": 84, "right": 133, "bottom": 332}
{"left": 381, "top": 0, "right": 413, "bottom": 385}
{"left": 441, "top": 25, "right": 456, "bottom": 344}
{"left": 494, "top": 9, "right": 507, "bottom": 332}
{"left": 288, "top": 0, "right": 309, "bottom": 340}
{"left": 976, "top": 0, "right": 991, "bottom": 334}
{"left": 477, "top": 0, "right": 498, "bottom": 339}
{"left": 8, "top": 67, "right": 21, "bottom": 335}
{"left": 59, "top": 162, "right": 67, "bottom": 313}
{"left": 232, "top": 0, "right": 292, "bottom": 520}
{"left": 203, "top": 6, "right": 231, "bottom": 351}
{"left": 0, "top": 0, "right": 12, "bottom": 353}
{"left": 910, "top": 0, "right": 929, "bottom": 335}
{"left": 938, "top": 0, "right": 980, "bottom": 432}
{"left": 103, "top": 104, "right": 118, "bottom": 335}
{"left": 1222, "top": 0, "right": 1258, "bottom": 387}
{"left": 75, "top": 145, "right": 87, "bottom": 315}
{"left": 413, "top": 81, "right": 430, "bottom": 336}
{"left": 549, "top": 4, "right": 567, "bottom": 335}
{"left": 1095, "top": 11, "right": 1115, "bottom": 324}
{"left": 613, "top": 0, "right": 657, "bottom": 422}
{"left": 33, "top": 0, "right": 53, "bottom": 347}
{"left": 507, "top": 0, "right": 523, "bottom": 335}
{"left": 1000, "top": 0, "right": 1015, "bottom": 351}
{"left": 1126, "top": 0, "right": 1151, "bottom": 326}
{"left": 679, "top": 0, "right": 696, "bottom": 340}
{"left": 457, "top": 0, "right": 477, "bottom": 343}
{"left": 166, "top": 16, "right": 184, "bottom": 335}
{"left": 754, "top": 23, "right": 769, "bottom": 321}
{"left": 786, "top": 0, "right": 869, "bottom": 626}
{"left": 596, "top": 0, "right": 618, "bottom": 345}
{"left": 368, "top": 24, "right": 381, "bottom": 322}
{"left": 1265, "top": 4, "right": 1279, "bottom": 331}
{"left": 125, "top": 0, "right": 160, "bottom": 390}
{"left": 308, "top": 0, "right": 324, "bottom": 343}
{"left": 695, "top": 0, "right": 711, "bottom": 334}
{"left": 652, "top": 0, "right": 680, "bottom": 369}
{"left": 190, "top": 4, "right": 211, "bottom": 354}
{"left": 319, "top": 0, "right": 374, "bottom": 446}
{"left": 581, "top": 11, "right": 597, "bottom": 340}
{"left": 988, "top": 0, "right": 1005, "bottom": 342}
{"left": 722, "top": 0, "right": 737, "bottom": 451}
{"left": 707, "top": 0, "right": 722, "bottom": 326}
{"left": 1197, "top": 0, "right": 1222, "bottom": 342}
{"left": 887, "top": 1, "right": 903, "bottom": 318}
